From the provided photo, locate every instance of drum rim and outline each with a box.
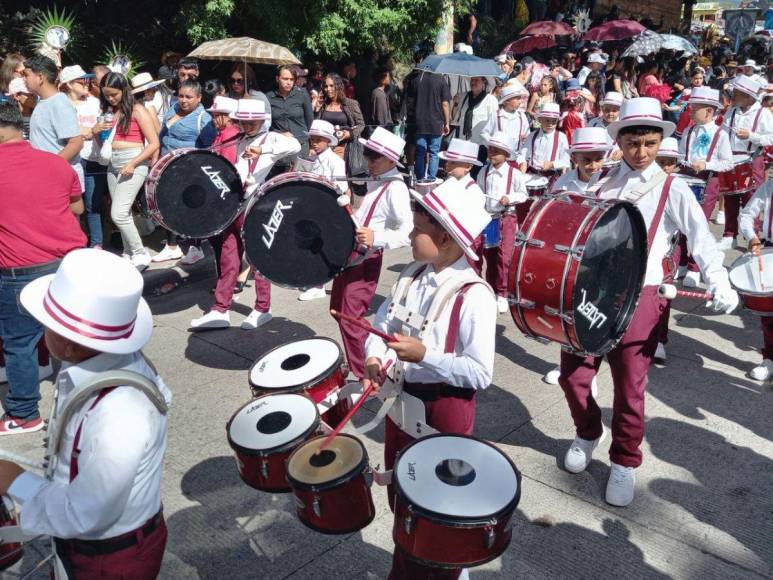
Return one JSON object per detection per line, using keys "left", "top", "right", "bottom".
{"left": 392, "top": 433, "right": 522, "bottom": 524}
{"left": 286, "top": 434, "right": 369, "bottom": 491}
{"left": 226, "top": 394, "right": 321, "bottom": 457}
{"left": 248, "top": 337, "right": 344, "bottom": 391}
{"left": 729, "top": 248, "right": 773, "bottom": 298}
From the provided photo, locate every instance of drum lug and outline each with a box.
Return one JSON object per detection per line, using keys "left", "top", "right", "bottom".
{"left": 312, "top": 496, "right": 322, "bottom": 518}
{"left": 509, "top": 297, "right": 535, "bottom": 309}
{"left": 544, "top": 306, "right": 574, "bottom": 324}
{"left": 515, "top": 232, "right": 544, "bottom": 248}
{"left": 260, "top": 460, "right": 269, "bottom": 480}
{"left": 554, "top": 244, "right": 585, "bottom": 261}
{"left": 404, "top": 506, "right": 415, "bottom": 535}
{"left": 526, "top": 239, "right": 545, "bottom": 248}
{"left": 485, "top": 523, "right": 497, "bottom": 550}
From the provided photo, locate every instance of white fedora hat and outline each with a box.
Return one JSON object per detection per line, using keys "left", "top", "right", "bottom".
{"left": 20, "top": 249, "right": 153, "bottom": 355}
{"left": 410, "top": 179, "right": 491, "bottom": 261}
{"left": 438, "top": 138, "right": 483, "bottom": 166}
{"left": 359, "top": 126, "right": 405, "bottom": 167}
{"left": 499, "top": 81, "right": 527, "bottom": 104}
{"left": 689, "top": 86, "right": 720, "bottom": 108}
{"left": 59, "top": 65, "right": 95, "bottom": 86}
{"left": 486, "top": 130, "right": 516, "bottom": 158}
{"left": 230, "top": 98, "right": 268, "bottom": 121}
{"left": 657, "top": 137, "right": 682, "bottom": 159}
{"left": 600, "top": 91, "right": 623, "bottom": 107}
{"left": 537, "top": 102, "right": 561, "bottom": 119}
{"left": 130, "top": 72, "right": 166, "bottom": 94}
{"left": 207, "top": 95, "right": 238, "bottom": 115}
{"left": 569, "top": 127, "right": 613, "bottom": 153}
{"left": 731, "top": 75, "right": 761, "bottom": 99}
{"left": 607, "top": 97, "right": 675, "bottom": 141}
{"left": 309, "top": 119, "right": 339, "bottom": 147}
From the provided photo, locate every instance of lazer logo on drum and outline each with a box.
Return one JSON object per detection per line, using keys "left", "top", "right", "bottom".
{"left": 262, "top": 200, "right": 294, "bottom": 249}
{"left": 577, "top": 289, "right": 607, "bottom": 330}
{"left": 407, "top": 462, "right": 416, "bottom": 481}
{"left": 201, "top": 166, "right": 232, "bottom": 200}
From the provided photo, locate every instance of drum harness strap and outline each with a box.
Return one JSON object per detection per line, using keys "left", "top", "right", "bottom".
{"left": 729, "top": 107, "right": 764, "bottom": 156}
{"left": 684, "top": 124, "right": 723, "bottom": 167}
{"left": 483, "top": 163, "right": 515, "bottom": 213}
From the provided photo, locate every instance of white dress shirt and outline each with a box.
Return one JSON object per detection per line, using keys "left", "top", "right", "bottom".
{"left": 8, "top": 352, "right": 171, "bottom": 540}
{"left": 235, "top": 131, "right": 301, "bottom": 196}
{"left": 551, "top": 168, "right": 596, "bottom": 193}
{"left": 480, "top": 108, "right": 530, "bottom": 152}
{"left": 454, "top": 93, "right": 500, "bottom": 145}
{"left": 678, "top": 121, "right": 733, "bottom": 173}
{"left": 521, "top": 128, "right": 570, "bottom": 170}
{"left": 740, "top": 180, "right": 773, "bottom": 242}
{"left": 476, "top": 161, "right": 528, "bottom": 212}
{"left": 365, "top": 257, "right": 496, "bottom": 389}
{"left": 723, "top": 102, "right": 773, "bottom": 161}
{"left": 597, "top": 161, "right": 729, "bottom": 289}
{"left": 312, "top": 147, "right": 348, "bottom": 194}
{"left": 355, "top": 167, "right": 412, "bottom": 250}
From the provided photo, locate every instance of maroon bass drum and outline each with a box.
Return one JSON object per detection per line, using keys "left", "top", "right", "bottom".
{"left": 0, "top": 497, "right": 22, "bottom": 571}
{"left": 509, "top": 191, "right": 647, "bottom": 357}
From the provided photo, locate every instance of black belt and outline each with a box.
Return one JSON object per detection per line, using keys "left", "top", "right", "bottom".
{"left": 54, "top": 509, "right": 163, "bottom": 557}
{"left": 403, "top": 381, "right": 476, "bottom": 402}
{"left": 0, "top": 259, "right": 61, "bottom": 278}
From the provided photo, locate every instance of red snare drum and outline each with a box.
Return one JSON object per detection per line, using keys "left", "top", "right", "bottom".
{"left": 392, "top": 434, "right": 521, "bottom": 568}
{"left": 286, "top": 434, "right": 375, "bottom": 534}
{"left": 718, "top": 156, "right": 755, "bottom": 195}
{"left": 249, "top": 338, "right": 351, "bottom": 427}
{"left": 0, "top": 497, "right": 22, "bottom": 571}
{"left": 525, "top": 174, "right": 549, "bottom": 197}
{"left": 509, "top": 191, "right": 648, "bottom": 356}
{"left": 146, "top": 148, "right": 243, "bottom": 238}
{"left": 729, "top": 248, "right": 773, "bottom": 316}
{"left": 227, "top": 394, "right": 320, "bottom": 492}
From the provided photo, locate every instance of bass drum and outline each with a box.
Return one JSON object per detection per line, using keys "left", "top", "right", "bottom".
{"left": 509, "top": 192, "right": 647, "bottom": 357}
{"left": 0, "top": 497, "right": 22, "bottom": 571}
{"left": 145, "top": 148, "right": 243, "bottom": 238}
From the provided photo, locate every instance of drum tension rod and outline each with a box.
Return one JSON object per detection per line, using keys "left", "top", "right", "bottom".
{"left": 515, "top": 232, "right": 546, "bottom": 248}
{"left": 544, "top": 306, "right": 575, "bottom": 324}
{"left": 554, "top": 244, "right": 585, "bottom": 260}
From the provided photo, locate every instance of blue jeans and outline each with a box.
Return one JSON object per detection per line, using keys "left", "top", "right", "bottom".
{"left": 415, "top": 134, "right": 443, "bottom": 180}
{"left": 0, "top": 263, "right": 59, "bottom": 419}
{"left": 83, "top": 160, "right": 106, "bottom": 247}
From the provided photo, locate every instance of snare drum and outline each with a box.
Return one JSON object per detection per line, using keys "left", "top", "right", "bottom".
{"left": 0, "top": 497, "right": 22, "bottom": 571}
{"left": 249, "top": 338, "right": 351, "bottom": 427}
{"left": 481, "top": 217, "right": 501, "bottom": 248}
{"left": 525, "top": 175, "right": 549, "bottom": 197}
{"left": 226, "top": 393, "right": 321, "bottom": 492}
{"left": 286, "top": 434, "right": 375, "bottom": 534}
{"left": 728, "top": 248, "right": 773, "bottom": 316}
{"left": 392, "top": 434, "right": 521, "bottom": 568}
{"left": 718, "top": 156, "right": 755, "bottom": 195}
{"left": 509, "top": 191, "right": 648, "bottom": 356}
{"left": 681, "top": 176, "right": 707, "bottom": 204}
{"left": 145, "top": 148, "right": 243, "bottom": 238}
{"left": 242, "top": 172, "right": 361, "bottom": 289}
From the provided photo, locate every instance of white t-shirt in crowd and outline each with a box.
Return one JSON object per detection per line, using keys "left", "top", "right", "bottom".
{"left": 73, "top": 96, "right": 102, "bottom": 162}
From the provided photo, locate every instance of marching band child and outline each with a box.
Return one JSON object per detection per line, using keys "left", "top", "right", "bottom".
{"left": 520, "top": 102, "right": 570, "bottom": 182}
{"left": 480, "top": 81, "right": 530, "bottom": 157}
{"left": 438, "top": 138, "right": 485, "bottom": 194}
{"left": 560, "top": 79, "right": 585, "bottom": 144}
{"left": 655, "top": 137, "right": 682, "bottom": 175}
{"left": 588, "top": 91, "right": 623, "bottom": 161}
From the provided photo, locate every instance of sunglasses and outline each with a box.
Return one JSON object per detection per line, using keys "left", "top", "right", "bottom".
{"left": 230, "top": 77, "right": 244, "bottom": 84}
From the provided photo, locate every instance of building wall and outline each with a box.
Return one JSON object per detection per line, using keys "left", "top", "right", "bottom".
{"left": 593, "top": 0, "right": 683, "bottom": 31}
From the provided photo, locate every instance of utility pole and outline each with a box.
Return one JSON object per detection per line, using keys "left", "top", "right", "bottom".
{"left": 435, "top": 0, "right": 455, "bottom": 54}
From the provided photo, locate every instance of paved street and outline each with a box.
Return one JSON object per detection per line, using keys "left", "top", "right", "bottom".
{"left": 3, "top": 225, "right": 773, "bottom": 579}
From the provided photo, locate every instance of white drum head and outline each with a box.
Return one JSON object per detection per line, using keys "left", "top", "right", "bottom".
{"left": 729, "top": 249, "right": 773, "bottom": 295}
{"left": 681, "top": 176, "right": 707, "bottom": 187}
{"left": 526, "top": 175, "right": 549, "bottom": 188}
{"left": 228, "top": 394, "right": 318, "bottom": 453}
{"left": 395, "top": 435, "right": 518, "bottom": 519}
{"left": 250, "top": 338, "right": 342, "bottom": 390}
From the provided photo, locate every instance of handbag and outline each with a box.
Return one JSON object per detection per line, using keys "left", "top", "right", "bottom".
{"left": 344, "top": 138, "right": 368, "bottom": 177}
{"left": 98, "top": 122, "right": 117, "bottom": 166}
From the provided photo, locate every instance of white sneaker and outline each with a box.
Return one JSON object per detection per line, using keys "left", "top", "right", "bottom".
{"left": 654, "top": 342, "right": 667, "bottom": 365}
{"left": 241, "top": 310, "right": 273, "bottom": 330}
{"left": 180, "top": 245, "right": 205, "bottom": 265}
{"left": 749, "top": 359, "right": 773, "bottom": 381}
{"left": 543, "top": 367, "right": 560, "bottom": 385}
{"left": 0, "top": 367, "right": 6, "bottom": 384}
{"left": 298, "top": 287, "right": 327, "bottom": 301}
{"left": 716, "top": 236, "right": 734, "bottom": 251}
{"left": 564, "top": 426, "right": 606, "bottom": 474}
{"left": 497, "top": 296, "right": 509, "bottom": 314}
{"left": 190, "top": 310, "right": 231, "bottom": 330}
{"left": 38, "top": 362, "right": 53, "bottom": 380}
{"left": 591, "top": 376, "right": 598, "bottom": 398}
{"left": 130, "top": 251, "right": 151, "bottom": 272}
{"left": 606, "top": 462, "right": 636, "bottom": 507}
{"left": 152, "top": 244, "right": 184, "bottom": 263}
{"left": 675, "top": 265, "right": 688, "bottom": 280}
{"left": 682, "top": 270, "right": 701, "bottom": 288}
{"left": 714, "top": 210, "right": 725, "bottom": 225}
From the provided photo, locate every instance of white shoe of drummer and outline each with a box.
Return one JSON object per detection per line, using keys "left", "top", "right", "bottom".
{"left": 682, "top": 270, "right": 701, "bottom": 288}
{"left": 190, "top": 310, "right": 231, "bottom": 330}
{"left": 543, "top": 367, "right": 561, "bottom": 385}
{"left": 714, "top": 210, "right": 725, "bottom": 225}
{"left": 497, "top": 296, "right": 509, "bottom": 314}
{"left": 241, "top": 309, "right": 273, "bottom": 330}
{"left": 298, "top": 287, "right": 327, "bottom": 301}
{"left": 564, "top": 426, "right": 606, "bottom": 474}
{"left": 654, "top": 342, "right": 667, "bottom": 365}
{"left": 458, "top": 569, "right": 470, "bottom": 580}
{"left": 716, "top": 236, "right": 734, "bottom": 251}
{"left": 749, "top": 359, "right": 773, "bottom": 381}
{"left": 675, "top": 265, "right": 688, "bottom": 280}
{"left": 130, "top": 250, "right": 151, "bottom": 272}
{"left": 591, "top": 376, "right": 598, "bottom": 398}
{"left": 151, "top": 243, "right": 183, "bottom": 263}
{"left": 606, "top": 462, "right": 636, "bottom": 507}
{"left": 180, "top": 245, "right": 206, "bottom": 265}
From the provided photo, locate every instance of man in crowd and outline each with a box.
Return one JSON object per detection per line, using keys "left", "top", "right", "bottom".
{"left": 409, "top": 69, "right": 451, "bottom": 182}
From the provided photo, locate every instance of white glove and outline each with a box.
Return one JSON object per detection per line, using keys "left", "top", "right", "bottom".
{"left": 707, "top": 284, "right": 740, "bottom": 314}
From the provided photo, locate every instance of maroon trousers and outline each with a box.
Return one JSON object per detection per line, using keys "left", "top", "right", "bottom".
{"left": 470, "top": 214, "right": 518, "bottom": 297}
{"left": 384, "top": 388, "right": 477, "bottom": 580}
{"left": 762, "top": 317, "right": 773, "bottom": 360}
{"left": 210, "top": 213, "right": 271, "bottom": 314}
{"left": 559, "top": 286, "right": 665, "bottom": 468}
{"left": 55, "top": 517, "right": 167, "bottom": 580}
{"left": 329, "top": 253, "right": 383, "bottom": 379}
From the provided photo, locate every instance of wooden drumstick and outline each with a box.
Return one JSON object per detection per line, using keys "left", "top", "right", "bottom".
{"left": 758, "top": 254, "right": 766, "bottom": 291}
{"left": 658, "top": 284, "right": 713, "bottom": 301}
{"left": 330, "top": 309, "right": 396, "bottom": 342}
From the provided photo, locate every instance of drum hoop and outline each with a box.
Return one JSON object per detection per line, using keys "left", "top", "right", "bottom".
{"left": 392, "top": 433, "right": 521, "bottom": 523}
{"left": 248, "top": 338, "right": 344, "bottom": 391}
{"left": 226, "top": 394, "right": 321, "bottom": 457}
{"left": 286, "top": 434, "right": 369, "bottom": 491}
{"left": 260, "top": 170, "right": 338, "bottom": 196}
{"left": 729, "top": 248, "right": 773, "bottom": 298}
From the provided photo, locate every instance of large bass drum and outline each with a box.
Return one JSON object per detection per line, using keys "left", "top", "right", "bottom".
{"left": 509, "top": 191, "right": 647, "bottom": 357}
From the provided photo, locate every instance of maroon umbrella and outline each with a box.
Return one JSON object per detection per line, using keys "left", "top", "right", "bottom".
{"left": 583, "top": 19, "right": 646, "bottom": 41}
{"left": 519, "top": 20, "right": 575, "bottom": 37}
{"left": 502, "top": 36, "right": 557, "bottom": 55}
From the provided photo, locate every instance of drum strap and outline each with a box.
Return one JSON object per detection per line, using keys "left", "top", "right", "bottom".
{"left": 483, "top": 164, "right": 514, "bottom": 199}
{"left": 362, "top": 183, "right": 390, "bottom": 228}
{"left": 528, "top": 130, "right": 559, "bottom": 166}
{"left": 242, "top": 134, "right": 268, "bottom": 186}
{"left": 647, "top": 175, "right": 675, "bottom": 251}
{"left": 729, "top": 107, "right": 763, "bottom": 154}
{"left": 444, "top": 284, "right": 475, "bottom": 352}
{"left": 69, "top": 387, "right": 116, "bottom": 482}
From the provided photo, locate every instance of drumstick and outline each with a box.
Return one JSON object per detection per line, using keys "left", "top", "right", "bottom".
{"left": 330, "top": 309, "right": 396, "bottom": 342}
{"left": 658, "top": 284, "right": 713, "bottom": 301}
{"left": 336, "top": 194, "right": 361, "bottom": 228}
{"left": 758, "top": 254, "right": 766, "bottom": 291}
{"left": 315, "top": 359, "right": 394, "bottom": 456}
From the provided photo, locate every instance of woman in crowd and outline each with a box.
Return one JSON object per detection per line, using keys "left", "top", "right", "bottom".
{"left": 316, "top": 72, "right": 364, "bottom": 159}
{"left": 637, "top": 60, "right": 659, "bottom": 96}
{"left": 620, "top": 57, "right": 639, "bottom": 99}
{"left": 584, "top": 71, "right": 604, "bottom": 120}
{"left": 227, "top": 63, "right": 271, "bottom": 122}
{"left": 94, "top": 72, "right": 159, "bottom": 269}
{"left": 130, "top": 72, "right": 168, "bottom": 134}
{"left": 7, "top": 78, "right": 35, "bottom": 138}
{"left": 527, "top": 74, "right": 561, "bottom": 124}
{"left": 0, "top": 52, "right": 25, "bottom": 104}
